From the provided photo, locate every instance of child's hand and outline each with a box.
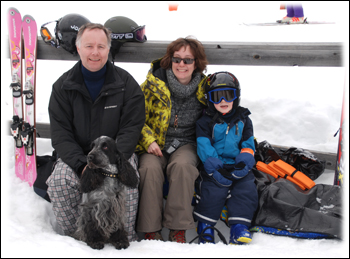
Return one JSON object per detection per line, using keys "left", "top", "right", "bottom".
{"left": 212, "top": 170, "right": 233, "bottom": 186}
{"left": 231, "top": 151, "right": 256, "bottom": 179}
{"left": 231, "top": 162, "right": 249, "bottom": 179}
{"left": 204, "top": 157, "right": 232, "bottom": 187}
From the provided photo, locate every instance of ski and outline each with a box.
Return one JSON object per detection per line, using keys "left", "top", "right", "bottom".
{"left": 242, "top": 18, "right": 335, "bottom": 26}
{"left": 8, "top": 7, "right": 26, "bottom": 181}
{"left": 334, "top": 87, "right": 345, "bottom": 186}
{"left": 22, "top": 14, "right": 38, "bottom": 186}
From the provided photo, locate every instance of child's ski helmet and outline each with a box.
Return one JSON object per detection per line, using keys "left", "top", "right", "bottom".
{"left": 55, "top": 13, "right": 91, "bottom": 54}
{"left": 104, "top": 16, "right": 146, "bottom": 60}
{"left": 205, "top": 72, "right": 241, "bottom": 111}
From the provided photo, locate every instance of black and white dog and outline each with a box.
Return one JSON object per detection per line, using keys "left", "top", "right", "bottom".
{"left": 74, "top": 136, "right": 139, "bottom": 250}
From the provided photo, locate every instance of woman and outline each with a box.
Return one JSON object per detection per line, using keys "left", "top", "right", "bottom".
{"left": 135, "top": 37, "right": 208, "bottom": 243}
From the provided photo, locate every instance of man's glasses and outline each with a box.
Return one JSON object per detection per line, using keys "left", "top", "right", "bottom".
{"left": 172, "top": 57, "right": 196, "bottom": 64}
{"left": 110, "top": 25, "right": 146, "bottom": 43}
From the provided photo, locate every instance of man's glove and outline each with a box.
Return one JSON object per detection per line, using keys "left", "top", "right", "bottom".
{"left": 204, "top": 157, "right": 232, "bottom": 186}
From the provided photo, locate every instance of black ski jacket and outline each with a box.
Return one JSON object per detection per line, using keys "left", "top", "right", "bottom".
{"left": 49, "top": 60, "right": 145, "bottom": 174}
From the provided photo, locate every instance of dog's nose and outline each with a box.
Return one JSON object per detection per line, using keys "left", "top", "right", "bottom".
{"left": 87, "top": 154, "right": 94, "bottom": 162}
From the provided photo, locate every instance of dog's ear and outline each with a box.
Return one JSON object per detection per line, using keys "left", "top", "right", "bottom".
{"left": 80, "top": 167, "right": 105, "bottom": 193}
{"left": 116, "top": 150, "right": 139, "bottom": 189}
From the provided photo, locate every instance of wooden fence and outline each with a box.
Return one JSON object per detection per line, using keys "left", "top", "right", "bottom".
{"left": 8, "top": 38, "right": 343, "bottom": 169}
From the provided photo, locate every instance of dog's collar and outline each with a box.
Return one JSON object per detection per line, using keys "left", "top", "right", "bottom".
{"left": 98, "top": 164, "right": 118, "bottom": 178}
{"left": 100, "top": 171, "right": 118, "bottom": 178}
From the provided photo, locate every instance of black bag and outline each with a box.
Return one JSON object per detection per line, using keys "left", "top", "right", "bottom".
{"left": 252, "top": 168, "right": 342, "bottom": 239}
{"left": 255, "top": 140, "right": 325, "bottom": 180}
{"left": 33, "top": 151, "right": 57, "bottom": 202}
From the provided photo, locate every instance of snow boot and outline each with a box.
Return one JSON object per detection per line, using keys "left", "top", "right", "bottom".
{"left": 169, "top": 230, "right": 186, "bottom": 243}
{"left": 145, "top": 231, "right": 164, "bottom": 241}
{"left": 229, "top": 224, "right": 252, "bottom": 245}
{"left": 197, "top": 222, "right": 215, "bottom": 244}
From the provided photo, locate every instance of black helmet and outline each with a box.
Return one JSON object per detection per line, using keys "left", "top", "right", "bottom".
{"left": 205, "top": 72, "right": 241, "bottom": 111}
{"left": 104, "top": 16, "right": 146, "bottom": 60}
{"left": 55, "top": 14, "right": 91, "bottom": 54}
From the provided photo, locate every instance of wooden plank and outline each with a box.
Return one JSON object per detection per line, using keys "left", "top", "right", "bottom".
{"left": 7, "top": 121, "right": 337, "bottom": 170}
{"left": 7, "top": 37, "right": 343, "bottom": 67}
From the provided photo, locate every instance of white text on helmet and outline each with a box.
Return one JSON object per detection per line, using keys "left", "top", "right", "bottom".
{"left": 111, "top": 33, "right": 133, "bottom": 40}
{"left": 71, "top": 25, "right": 79, "bottom": 31}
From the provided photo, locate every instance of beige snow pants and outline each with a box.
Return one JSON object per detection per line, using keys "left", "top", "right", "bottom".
{"left": 137, "top": 144, "right": 199, "bottom": 232}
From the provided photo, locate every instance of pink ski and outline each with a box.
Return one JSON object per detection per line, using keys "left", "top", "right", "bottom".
{"left": 8, "top": 7, "right": 26, "bottom": 181}
{"left": 22, "top": 15, "right": 38, "bottom": 186}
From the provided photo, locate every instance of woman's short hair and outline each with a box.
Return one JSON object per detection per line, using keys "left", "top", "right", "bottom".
{"left": 160, "top": 36, "right": 208, "bottom": 74}
{"left": 76, "top": 23, "right": 111, "bottom": 48}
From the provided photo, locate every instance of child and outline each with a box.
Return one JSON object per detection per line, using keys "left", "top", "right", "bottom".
{"left": 194, "top": 71, "right": 258, "bottom": 245}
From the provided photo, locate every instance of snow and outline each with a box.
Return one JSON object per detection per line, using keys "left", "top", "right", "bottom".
{"left": 1, "top": 1, "right": 349, "bottom": 258}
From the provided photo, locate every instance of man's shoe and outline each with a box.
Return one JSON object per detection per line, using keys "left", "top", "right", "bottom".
{"left": 281, "top": 16, "right": 292, "bottom": 23}
{"left": 229, "top": 224, "right": 252, "bottom": 245}
{"left": 290, "top": 17, "right": 305, "bottom": 24}
{"left": 169, "top": 230, "right": 186, "bottom": 243}
{"left": 145, "top": 231, "right": 164, "bottom": 241}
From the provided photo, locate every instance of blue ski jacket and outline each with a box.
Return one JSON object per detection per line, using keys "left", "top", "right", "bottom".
{"left": 196, "top": 106, "right": 255, "bottom": 167}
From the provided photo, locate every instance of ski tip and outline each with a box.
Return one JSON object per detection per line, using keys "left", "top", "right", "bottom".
{"left": 8, "top": 7, "right": 20, "bottom": 14}
{"left": 22, "top": 15, "right": 36, "bottom": 23}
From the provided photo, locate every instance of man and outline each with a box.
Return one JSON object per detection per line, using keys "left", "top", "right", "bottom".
{"left": 47, "top": 23, "right": 145, "bottom": 242}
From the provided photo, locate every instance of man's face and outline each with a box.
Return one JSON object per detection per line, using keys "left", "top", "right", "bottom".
{"left": 76, "top": 28, "right": 109, "bottom": 72}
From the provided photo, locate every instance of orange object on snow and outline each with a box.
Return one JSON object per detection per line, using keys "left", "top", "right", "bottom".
{"left": 256, "top": 161, "right": 279, "bottom": 178}
{"left": 258, "top": 161, "right": 307, "bottom": 190}
{"left": 274, "top": 160, "right": 316, "bottom": 189}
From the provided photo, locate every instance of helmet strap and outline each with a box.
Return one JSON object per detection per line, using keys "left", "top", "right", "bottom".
{"left": 110, "top": 41, "right": 124, "bottom": 63}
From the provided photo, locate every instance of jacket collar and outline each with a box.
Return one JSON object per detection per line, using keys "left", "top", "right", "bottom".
{"left": 149, "top": 59, "right": 207, "bottom": 106}
{"left": 206, "top": 106, "right": 251, "bottom": 124}
{"left": 62, "top": 60, "right": 123, "bottom": 92}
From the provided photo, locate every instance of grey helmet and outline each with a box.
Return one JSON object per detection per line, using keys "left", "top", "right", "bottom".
{"left": 104, "top": 16, "right": 146, "bottom": 60}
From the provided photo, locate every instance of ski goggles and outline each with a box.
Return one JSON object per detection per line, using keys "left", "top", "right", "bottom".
{"left": 40, "top": 20, "right": 60, "bottom": 47}
{"left": 208, "top": 88, "right": 237, "bottom": 104}
{"left": 110, "top": 25, "right": 146, "bottom": 43}
{"left": 172, "top": 57, "right": 196, "bottom": 64}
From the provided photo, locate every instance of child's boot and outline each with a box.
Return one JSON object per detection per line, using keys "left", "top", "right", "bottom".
{"left": 197, "top": 221, "right": 215, "bottom": 244}
{"left": 229, "top": 224, "right": 252, "bottom": 245}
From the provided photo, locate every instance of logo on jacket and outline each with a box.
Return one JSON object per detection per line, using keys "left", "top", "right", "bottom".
{"left": 104, "top": 105, "right": 118, "bottom": 110}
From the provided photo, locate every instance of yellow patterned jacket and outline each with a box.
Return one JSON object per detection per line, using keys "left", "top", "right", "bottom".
{"left": 135, "top": 58, "right": 208, "bottom": 154}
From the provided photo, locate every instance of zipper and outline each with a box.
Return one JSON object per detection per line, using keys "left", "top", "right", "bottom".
{"left": 226, "top": 123, "right": 230, "bottom": 135}
{"left": 235, "top": 123, "right": 238, "bottom": 135}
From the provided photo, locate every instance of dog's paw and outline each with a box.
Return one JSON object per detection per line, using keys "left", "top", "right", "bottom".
{"left": 113, "top": 241, "right": 130, "bottom": 250}
{"left": 88, "top": 241, "right": 105, "bottom": 250}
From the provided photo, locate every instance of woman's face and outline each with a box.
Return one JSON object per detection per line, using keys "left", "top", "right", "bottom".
{"left": 172, "top": 46, "right": 197, "bottom": 85}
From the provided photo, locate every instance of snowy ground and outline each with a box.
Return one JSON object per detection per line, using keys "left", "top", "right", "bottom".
{"left": 1, "top": 137, "right": 347, "bottom": 258}
{"left": 1, "top": 1, "right": 349, "bottom": 258}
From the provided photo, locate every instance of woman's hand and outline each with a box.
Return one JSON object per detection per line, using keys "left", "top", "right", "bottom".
{"left": 147, "top": 141, "right": 163, "bottom": 157}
